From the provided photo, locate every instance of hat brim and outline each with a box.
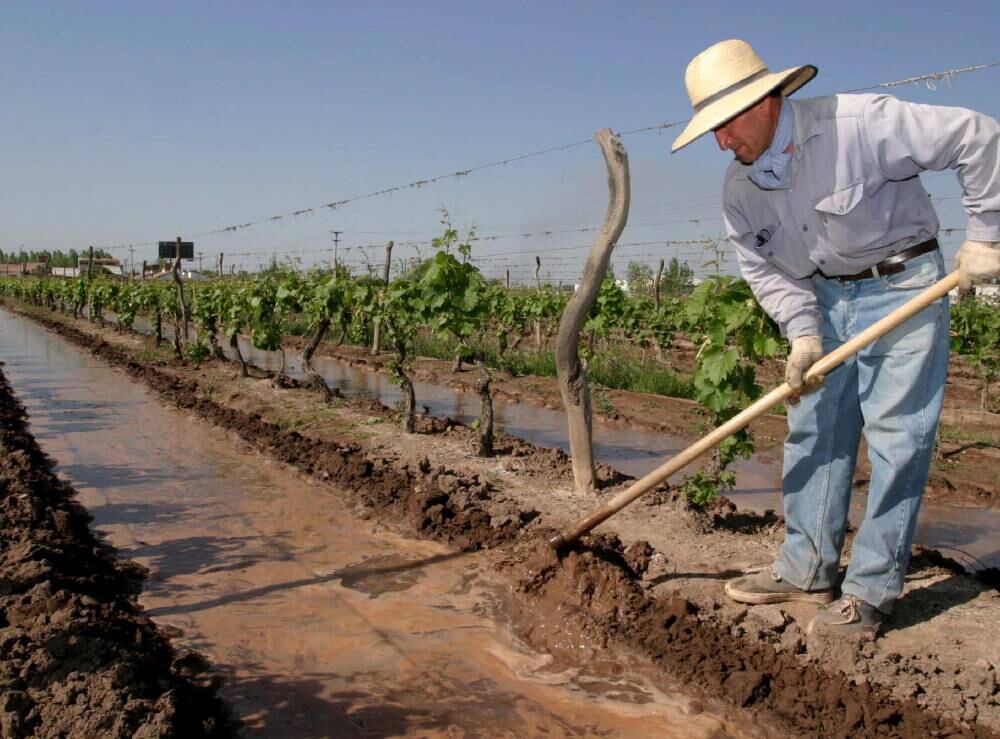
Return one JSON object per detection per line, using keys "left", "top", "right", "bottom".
{"left": 670, "top": 64, "right": 817, "bottom": 153}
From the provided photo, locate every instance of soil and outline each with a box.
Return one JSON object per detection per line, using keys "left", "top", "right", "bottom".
{"left": 0, "top": 365, "right": 236, "bottom": 736}
{"left": 4, "top": 300, "right": 1000, "bottom": 737}
{"left": 300, "top": 339, "right": 1000, "bottom": 509}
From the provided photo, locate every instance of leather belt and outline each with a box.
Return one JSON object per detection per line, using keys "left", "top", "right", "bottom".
{"left": 826, "top": 238, "right": 939, "bottom": 282}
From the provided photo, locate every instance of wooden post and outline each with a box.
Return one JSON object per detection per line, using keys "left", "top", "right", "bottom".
{"left": 141, "top": 260, "right": 147, "bottom": 282}
{"left": 475, "top": 361, "right": 495, "bottom": 457}
{"left": 87, "top": 246, "right": 95, "bottom": 279}
{"left": 172, "top": 236, "right": 190, "bottom": 342}
{"left": 218, "top": 253, "right": 224, "bottom": 278}
{"left": 554, "top": 129, "right": 630, "bottom": 495}
{"left": 371, "top": 241, "right": 393, "bottom": 355}
{"left": 654, "top": 258, "right": 664, "bottom": 309}
{"left": 534, "top": 256, "right": 543, "bottom": 349}
{"left": 505, "top": 269, "right": 510, "bottom": 289}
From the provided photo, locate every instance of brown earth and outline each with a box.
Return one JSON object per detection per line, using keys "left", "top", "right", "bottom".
{"left": 0, "top": 365, "right": 236, "bottom": 737}
{"left": 4, "top": 300, "right": 1000, "bottom": 737}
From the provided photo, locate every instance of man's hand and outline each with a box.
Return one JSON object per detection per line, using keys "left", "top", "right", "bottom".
{"left": 956, "top": 239, "right": 1000, "bottom": 291}
{"left": 785, "top": 335, "right": 824, "bottom": 393}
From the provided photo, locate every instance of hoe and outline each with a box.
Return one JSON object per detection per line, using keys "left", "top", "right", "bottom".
{"left": 550, "top": 271, "right": 960, "bottom": 551}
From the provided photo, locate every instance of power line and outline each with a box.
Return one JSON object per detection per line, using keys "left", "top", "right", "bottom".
{"left": 95, "top": 60, "right": 997, "bottom": 253}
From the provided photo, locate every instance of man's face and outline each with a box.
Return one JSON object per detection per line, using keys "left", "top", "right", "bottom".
{"left": 713, "top": 96, "right": 781, "bottom": 164}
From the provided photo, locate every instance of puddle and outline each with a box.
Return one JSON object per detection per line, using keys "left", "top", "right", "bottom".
{"left": 0, "top": 309, "right": 746, "bottom": 737}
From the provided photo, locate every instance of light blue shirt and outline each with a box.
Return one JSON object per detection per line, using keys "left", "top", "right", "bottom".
{"left": 723, "top": 93, "right": 1000, "bottom": 338}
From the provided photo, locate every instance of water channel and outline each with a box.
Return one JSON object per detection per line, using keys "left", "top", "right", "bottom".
{"left": 100, "top": 311, "right": 1000, "bottom": 569}
{"left": 212, "top": 321, "right": 999, "bottom": 571}
{"left": 0, "top": 309, "right": 750, "bottom": 736}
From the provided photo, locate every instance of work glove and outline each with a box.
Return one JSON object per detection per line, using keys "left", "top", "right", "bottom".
{"left": 785, "top": 335, "right": 824, "bottom": 393}
{"left": 956, "top": 239, "right": 1000, "bottom": 291}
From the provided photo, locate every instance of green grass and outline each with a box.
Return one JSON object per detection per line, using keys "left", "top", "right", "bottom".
{"left": 938, "top": 425, "right": 1000, "bottom": 446}
{"left": 409, "top": 332, "right": 694, "bottom": 401}
{"left": 587, "top": 354, "right": 693, "bottom": 399}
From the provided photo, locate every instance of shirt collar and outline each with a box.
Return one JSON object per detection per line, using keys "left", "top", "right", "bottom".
{"left": 788, "top": 98, "right": 822, "bottom": 160}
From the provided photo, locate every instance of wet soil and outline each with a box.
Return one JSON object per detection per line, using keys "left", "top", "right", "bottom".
{"left": 1, "top": 321, "right": 732, "bottom": 738}
{"left": 4, "top": 301, "right": 1000, "bottom": 737}
{"left": 301, "top": 338, "right": 1000, "bottom": 509}
{"left": 0, "top": 366, "right": 235, "bottom": 737}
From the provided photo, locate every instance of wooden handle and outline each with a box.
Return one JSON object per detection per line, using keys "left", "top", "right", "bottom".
{"left": 550, "top": 271, "right": 959, "bottom": 550}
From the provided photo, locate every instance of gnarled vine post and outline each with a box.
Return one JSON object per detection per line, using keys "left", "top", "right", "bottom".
{"left": 534, "top": 256, "right": 543, "bottom": 349}
{"left": 475, "top": 360, "right": 495, "bottom": 457}
{"left": 302, "top": 317, "right": 333, "bottom": 402}
{"left": 554, "top": 129, "right": 630, "bottom": 494}
{"left": 370, "top": 241, "right": 393, "bottom": 355}
{"left": 171, "top": 237, "right": 190, "bottom": 344}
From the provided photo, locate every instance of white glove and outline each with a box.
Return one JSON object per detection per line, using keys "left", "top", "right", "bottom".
{"left": 956, "top": 239, "right": 1000, "bottom": 291}
{"left": 785, "top": 335, "right": 824, "bottom": 392}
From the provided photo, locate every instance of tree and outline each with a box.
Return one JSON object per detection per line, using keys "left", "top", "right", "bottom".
{"left": 625, "top": 261, "right": 653, "bottom": 297}
{"left": 661, "top": 256, "right": 694, "bottom": 296}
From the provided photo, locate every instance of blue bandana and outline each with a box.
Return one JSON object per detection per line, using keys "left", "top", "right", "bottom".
{"left": 749, "top": 99, "right": 794, "bottom": 190}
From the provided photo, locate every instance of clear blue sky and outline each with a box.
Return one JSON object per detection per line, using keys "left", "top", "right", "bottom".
{"left": 3, "top": 1, "right": 999, "bottom": 280}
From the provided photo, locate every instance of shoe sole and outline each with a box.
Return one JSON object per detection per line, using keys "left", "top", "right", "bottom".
{"left": 724, "top": 581, "right": 835, "bottom": 605}
{"left": 806, "top": 619, "right": 881, "bottom": 636}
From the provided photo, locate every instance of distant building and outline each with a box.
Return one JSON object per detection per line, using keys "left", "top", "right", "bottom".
{"left": 948, "top": 281, "right": 999, "bottom": 303}
{"left": 0, "top": 262, "right": 47, "bottom": 276}
{"left": 976, "top": 283, "right": 1000, "bottom": 302}
{"left": 148, "top": 269, "right": 212, "bottom": 282}
{"left": 76, "top": 258, "right": 125, "bottom": 277}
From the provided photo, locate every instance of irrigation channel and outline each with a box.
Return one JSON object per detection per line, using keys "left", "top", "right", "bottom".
{"left": 142, "top": 313, "right": 1000, "bottom": 570}
{"left": 0, "top": 310, "right": 749, "bottom": 735}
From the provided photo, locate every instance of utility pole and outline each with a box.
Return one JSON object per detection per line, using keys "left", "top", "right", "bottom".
{"left": 330, "top": 230, "right": 342, "bottom": 271}
{"left": 197, "top": 251, "right": 204, "bottom": 271}
{"left": 129, "top": 246, "right": 135, "bottom": 278}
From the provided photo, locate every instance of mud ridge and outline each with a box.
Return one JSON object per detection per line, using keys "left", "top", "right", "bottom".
{"left": 0, "top": 365, "right": 235, "bottom": 738}
{"left": 509, "top": 534, "right": 995, "bottom": 738}
{"left": 10, "top": 303, "right": 999, "bottom": 738}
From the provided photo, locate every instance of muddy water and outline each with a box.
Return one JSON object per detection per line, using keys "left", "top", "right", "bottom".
{"left": 91, "top": 313, "right": 1000, "bottom": 569}
{"left": 234, "top": 332, "right": 1000, "bottom": 570}
{"left": 0, "top": 310, "right": 744, "bottom": 737}
{"left": 118, "top": 314, "right": 1000, "bottom": 569}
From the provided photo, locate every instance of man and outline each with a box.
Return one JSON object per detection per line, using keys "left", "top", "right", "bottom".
{"left": 672, "top": 39, "right": 1000, "bottom": 634}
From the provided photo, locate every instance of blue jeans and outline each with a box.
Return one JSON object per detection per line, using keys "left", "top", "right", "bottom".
{"left": 773, "top": 250, "right": 949, "bottom": 612}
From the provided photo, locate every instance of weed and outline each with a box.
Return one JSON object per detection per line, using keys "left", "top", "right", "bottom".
{"left": 592, "top": 389, "right": 616, "bottom": 416}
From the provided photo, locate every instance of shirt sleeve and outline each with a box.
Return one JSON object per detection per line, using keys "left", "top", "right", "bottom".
{"left": 724, "top": 200, "right": 821, "bottom": 339}
{"left": 862, "top": 94, "right": 1000, "bottom": 242}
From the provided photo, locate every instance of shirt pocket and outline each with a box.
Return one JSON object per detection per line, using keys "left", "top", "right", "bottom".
{"left": 750, "top": 221, "right": 813, "bottom": 277}
{"left": 813, "top": 179, "right": 885, "bottom": 250}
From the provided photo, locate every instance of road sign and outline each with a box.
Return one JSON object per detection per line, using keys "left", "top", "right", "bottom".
{"left": 158, "top": 241, "right": 194, "bottom": 259}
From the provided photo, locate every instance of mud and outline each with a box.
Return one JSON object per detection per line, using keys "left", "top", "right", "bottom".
{"left": 0, "top": 366, "right": 235, "bottom": 737}
{"left": 508, "top": 535, "right": 994, "bottom": 738}
{"left": 309, "top": 340, "right": 1000, "bottom": 510}
{"left": 5, "top": 301, "right": 1000, "bottom": 737}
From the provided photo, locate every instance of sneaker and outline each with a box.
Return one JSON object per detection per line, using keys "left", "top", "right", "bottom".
{"left": 807, "top": 594, "right": 884, "bottom": 635}
{"left": 724, "top": 565, "right": 835, "bottom": 605}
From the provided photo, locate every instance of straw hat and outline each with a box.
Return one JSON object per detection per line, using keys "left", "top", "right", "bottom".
{"left": 671, "top": 39, "right": 816, "bottom": 153}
